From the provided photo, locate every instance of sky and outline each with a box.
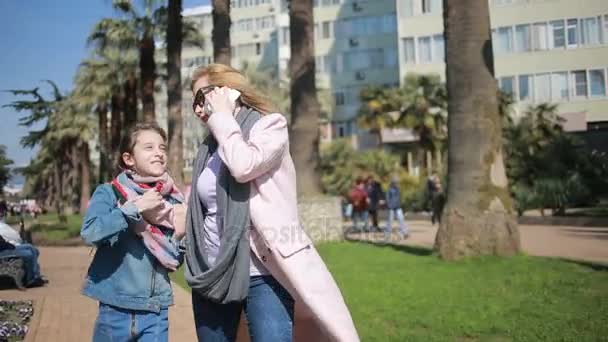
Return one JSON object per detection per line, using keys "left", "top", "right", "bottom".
{"left": 0, "top": 0, "right": 209, "bottom": 174}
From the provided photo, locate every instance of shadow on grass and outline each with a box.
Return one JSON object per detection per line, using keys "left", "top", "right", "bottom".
{"left": 344, "top": 237, "right": 435, "bottom": 257}
{"left": 561, "top": 258, "right": 608, "bottom": 272}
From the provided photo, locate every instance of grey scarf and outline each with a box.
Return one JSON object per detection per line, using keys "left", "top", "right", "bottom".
{"left": 184, "top": 107, "right": 261, "bottom": 304}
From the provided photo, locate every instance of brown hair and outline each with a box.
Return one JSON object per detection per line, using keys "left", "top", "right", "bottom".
{"left": 114, "top": 122, "right": 168, "bottom": 175}
{"left": 190, "top": 63, "right": 277, "bottom": 114}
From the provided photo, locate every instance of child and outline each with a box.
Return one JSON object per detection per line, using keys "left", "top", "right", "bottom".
{"left": 81, "top": 122, "right": 186, "bottom": 342}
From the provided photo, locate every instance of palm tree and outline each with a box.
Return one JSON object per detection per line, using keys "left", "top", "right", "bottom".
{"left": 74, "top": 48, "right": 137, "bottom": 182}
{"left": 397, "top": 74, "right": 447, "bottom": 171}
{"left": 166, "top": 0, "right": 184, "bottom": 184}
{"left": 357, "top": 85, "right": 402, "bottom": 143}
{"left": 212, "top": 0, "right": 231, "bottom": 65}
{"left": 90, "top": 0, "right": 163, "bottom": 121}
{"left": 289, "top": 0, "right": 322, "bottom": 196}
{"left": 0, "top": 146, "right": 13, "bottom": 195}
{"left": 434, "top": 0, "right": 520, "bottom": 260}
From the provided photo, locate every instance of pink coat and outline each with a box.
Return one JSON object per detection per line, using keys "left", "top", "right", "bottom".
{"left": 206, "top": 110, "right": 360, "bottom": 342}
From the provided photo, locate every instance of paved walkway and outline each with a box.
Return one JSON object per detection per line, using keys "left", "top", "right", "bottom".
{"left": 346, "top": 220, "right": 608, "bottom": 264}
{"left": 2, "top": 221, "right": 607, "bottom": 341}
{"left": 0, "top": 246, "right": 196, "bottom": 342}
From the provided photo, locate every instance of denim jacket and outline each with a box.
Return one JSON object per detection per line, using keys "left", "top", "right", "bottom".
{"left": 81, "top": 184, "right": 174, "bottom": 313}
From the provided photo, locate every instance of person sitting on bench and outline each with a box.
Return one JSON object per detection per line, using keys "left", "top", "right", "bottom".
{"left": 0, "top": 234, "right": 45, "bottom": 287}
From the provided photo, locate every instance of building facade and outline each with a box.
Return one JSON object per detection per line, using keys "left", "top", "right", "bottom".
{"left": 157, "top": 0, "right": 608, "bottom": 178}
{"left": 397, "top": 0, "right": 608, "bottom": 131}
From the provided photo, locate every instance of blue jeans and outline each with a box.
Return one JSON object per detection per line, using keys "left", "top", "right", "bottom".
{"left": 5, "top": 243, "right": 41, "bottom": 286}
{"left": 351, "top": 210, "right": 369, "bottom": 232}
{"left": 386, "top": 208, "right": 409, "bottom": 239}
{"left": 92, "top": 303, "right": 169, "bottom": 342}
{"left": 192, "top": 275, "right": 294, "bottom": 342}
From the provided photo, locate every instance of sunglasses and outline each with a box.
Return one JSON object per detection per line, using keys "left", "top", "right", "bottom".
{"left": 192, "top": 85, "right": 216, "bottom": 112}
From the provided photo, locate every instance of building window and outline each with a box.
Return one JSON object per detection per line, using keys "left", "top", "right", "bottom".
{"left": 403, "top": 38, "right": 416, "bottom": 63}
{"left": 604, "top": 15, "right": 608, "bottom": 42}
{"left": 589, "top": 69, "right": 606, "bottom": 97}
{"left": 515, "top": 24, "right": 531, "bottom": 52}
{"left": 281, "top": 27, "right": 290, "bottom": 46}
{"left": 518, "top": 74, "right": 533, "bottom": 101}
{"left": 581, "top": 16, "right": 601, "bottom": 46}
{"left": 322, "top": 21, "right": 332, "bottom": 39}
{"left": 551, "top": 72, "right": 569, "bottom": 101}
{"left": 432, "top": 34, "right": 445, "bottom": 61}
{"left": 418, "top": 36, "right": 432, "bottom": 63}
{"left": 572, "top": 70, "right": 588, "bottom": 97}
{"left": 401, "top": 0, "right": 414, "bottom": 17}
{"left": 499, "top": 77, "right": 515, "bottom": 96}
{"left": 384, "top": 48, "right": 398, "bottom": 67}
{"left": 324, "top": 55, "right": 335, "bottom": 73}
{"left": 256, "top": 43, "right": 261, "bottom": 55}
{"left": 535, "top": 73, "right": 551, "bottom": 102}
{"left": 316, "top": 56, "right": 324, "bottom": 73}
{"left": 567, "top": 19, "right": 579, "bottom": 48}
{"left": 495, "top": 27, "right": 513, "bottom": 54}
{"left": 421, "top": 0, "right": 440, "bottom": 14}
{"left": 532, "top": 22, "right": 548, "bottom": 51}
{"left": 550, "top": 20, "right": 566, "bottom": 49}
{"left": 334, "top": 92, "right": 345, "bottom": 106}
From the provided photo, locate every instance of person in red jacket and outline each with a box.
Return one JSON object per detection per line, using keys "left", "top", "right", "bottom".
{"left": 348, "top": 177, "right": 370, "bottom": 232}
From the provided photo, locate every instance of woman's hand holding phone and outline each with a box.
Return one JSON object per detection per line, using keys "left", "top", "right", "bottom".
{"left": 204, "top": 86, "right": 241, "bottom": 119}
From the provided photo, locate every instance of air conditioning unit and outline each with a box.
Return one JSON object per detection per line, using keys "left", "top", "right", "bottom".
{"left": 269, "top": 6, "right": 275, "bottom": 12}
{"left": 253, "top": 33, "right": 260, "bottom": 38}
{"left": 349, "top": 38, "right": 359, "bottom": 47}
{"left": 355, "top": 71, "right": 366, "bottom": 80}
{"left": 352, "top": 2, "right": 363, "bottom": 12}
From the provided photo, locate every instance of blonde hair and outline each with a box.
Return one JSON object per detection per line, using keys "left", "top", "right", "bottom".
{"left": 191, "top": 63, "right": 277, "bottom": 114}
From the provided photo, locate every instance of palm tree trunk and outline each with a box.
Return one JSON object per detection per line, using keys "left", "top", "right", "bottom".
{"left": 434, "top": 0, "right": 520, "bottom": 260}
{"left": 289, "top": 0, "right": 322, "bottom": 196}
{"left": 140, "top": 30, "right": 156, "bottom": 121}
{"left": 167, "top": 0, "right": 184, "bottom": 185}
{"left": 123, "top": 71, "right": 138, "bottom": 129}
{"left": 110, "top": 93, "right": 124, "bottom": 172}
{"left": 97, "top": 103, "right": 109, "bottom": 183}
{"left": 53, "top": 160, "right": 67, "bottom": 223}
{"left": 212, "top": 0, "right": 231, "bottom": 65}
{"left": 80, "top": 141, "right": 91, "bottom": 216}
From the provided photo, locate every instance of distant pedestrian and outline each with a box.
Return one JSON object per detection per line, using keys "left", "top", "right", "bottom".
{"left": 384, "top": 177, "right": 409, "bottom": 241}
{"left": 365, "top": 175, "right": 384, "bottom": 232}
{"left": 431, "top": 180, "right": 446, "bottom": 225}
{"left": 348, "top": 177, "right": 369, "bottom": 232}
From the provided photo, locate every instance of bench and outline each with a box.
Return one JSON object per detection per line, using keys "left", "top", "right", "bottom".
{"left": 0, "top": 256, "right": 26, "bottom": 290}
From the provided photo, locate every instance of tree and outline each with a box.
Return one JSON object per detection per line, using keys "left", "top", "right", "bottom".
{"left": 289, "top": 0, "right": 322, "bottom": 196}
{"left": 166, "top": 0, "right": 184, "bottom": 184}
{"left": 434, "top": 0, "right": 520, "bottom": 260}
{"left": 4, "top": 82, "right": 94, "bottom": 218}
{"left": 212, "top": 0, "right": 231, "bottom": 65}
{"left": 90, "top": 0, "right": 164, "bottom": 121}
{"left": 0, "top": 146, "right": 13, "bottom": 194}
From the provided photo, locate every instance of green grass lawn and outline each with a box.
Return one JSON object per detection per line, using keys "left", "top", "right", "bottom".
{"left": 171, "top": 242, "right": 608, "bottom": 341}
{"left": 28, "top": 213, "right": 83, "bottom": 243}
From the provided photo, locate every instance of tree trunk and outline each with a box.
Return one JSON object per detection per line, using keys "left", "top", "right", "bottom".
{"left": 140, "top": 30, "right": 156, "bottom": 121}
{"left": 97, "top": 103, "right": 110, "bottom": 183}
{"left": 110, "top": 93, "right": 124, "bottom": 173}
{"left": 167, "top": 0, "right": 184, "bottom": 185}
{"left": 123, "top": 71, "right": 138, "bottom": 129}
{"left": 79, "top": 141, "right": 91, "bottom": 216}
{"left": 288, "top": 0, "right": 322, "bottom": 196}
{"left": 434, "top": 0, "right": 520, "bottom": 260}
{"left": 212, "top": 0, "right": 231, "bottom": 65}
{"left": 53, "top": 160, "right": 67, "bottom": 223}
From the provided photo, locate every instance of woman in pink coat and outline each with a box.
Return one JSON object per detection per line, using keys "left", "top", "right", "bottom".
{"left": 183, "top": 63, "right": 360, "bottom": 342}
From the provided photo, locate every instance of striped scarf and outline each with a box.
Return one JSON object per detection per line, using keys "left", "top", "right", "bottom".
{"left": 111, "top": 171, "right": 185, "bottom": 271}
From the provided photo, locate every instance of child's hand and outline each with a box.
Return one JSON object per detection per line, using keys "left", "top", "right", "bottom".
{"left": 133, "top": 190, "right": 163, "bottom": 214}
{"left": 173, "top": 203, "right": 187, "bottom": 240}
